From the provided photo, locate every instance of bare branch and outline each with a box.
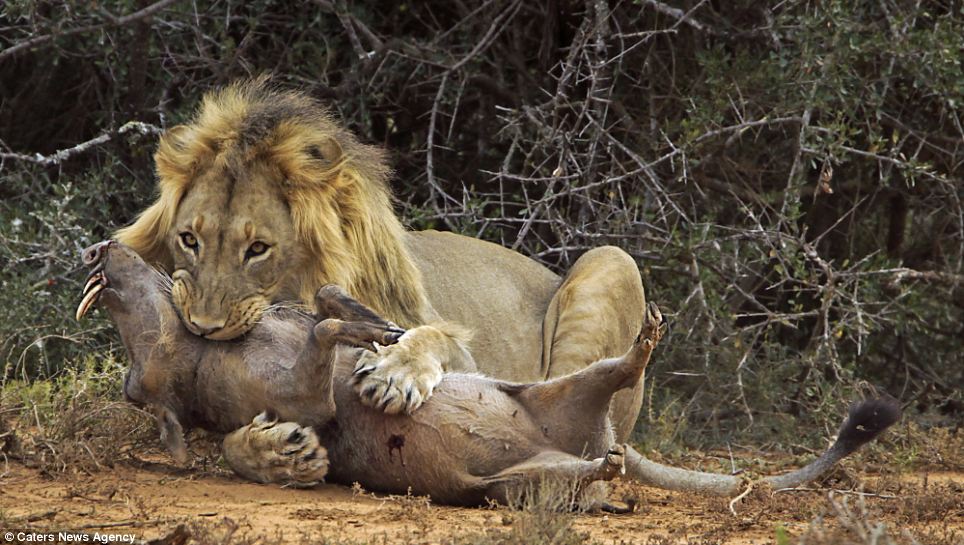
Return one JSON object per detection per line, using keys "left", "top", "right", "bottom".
{"left": 0, "top": 0, "right": 179, "bottom": 63}
{"left": 0, "top": 122, "right": 162, "bottom": 167}
{"left": 641, "top": 0, "right": 723, "bottom": 35}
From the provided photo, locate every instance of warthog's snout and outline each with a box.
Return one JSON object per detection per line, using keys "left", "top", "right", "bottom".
{"left": 76, "top": 240, "right": 115, "bottom": 321}
{"left": 82, "top": 239, "right": 113, "bottom": 267}
{"left": 76, "top": 240, "right": 164, "bottom": 322}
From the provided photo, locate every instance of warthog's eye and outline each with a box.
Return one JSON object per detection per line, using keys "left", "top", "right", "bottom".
{"left": 180, "top": 232, "right": 199, "bottom": 253}
{"left": 245, "top": 241, "right": 269, "bottom": 261}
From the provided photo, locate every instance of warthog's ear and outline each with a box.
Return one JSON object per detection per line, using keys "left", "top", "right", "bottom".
{"left": 155, "top": 405, "right": 188, "bottom": 464}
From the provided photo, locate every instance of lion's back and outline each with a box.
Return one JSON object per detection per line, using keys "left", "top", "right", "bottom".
{"left": 406, "top": 230, "right": 560, "bottom": 382}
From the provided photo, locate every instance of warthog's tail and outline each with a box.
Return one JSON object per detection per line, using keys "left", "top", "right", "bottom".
{"left": 625, "top": 397, "right": 901, "bottom": 496}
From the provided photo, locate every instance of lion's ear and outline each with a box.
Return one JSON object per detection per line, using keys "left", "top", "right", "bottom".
{"left": 301, "top": 136, "right": 345, "bottom": 179}
{"left": 279, "top": 135, "right": 349, "bottom": 192}
{"left": 312, "top": 136, "right": 344, "bottom": 166}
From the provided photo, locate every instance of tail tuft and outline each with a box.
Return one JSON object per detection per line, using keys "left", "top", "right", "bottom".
{"left": 836, "top": 396, "right": 901, "bottom": 451}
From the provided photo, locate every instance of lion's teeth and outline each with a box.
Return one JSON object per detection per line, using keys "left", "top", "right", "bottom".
{"left": 75, "top": 282, "right": 105, "bottom": 321}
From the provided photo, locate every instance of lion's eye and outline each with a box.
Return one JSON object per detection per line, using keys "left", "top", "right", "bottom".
{"left": 180, "top": 232, "right": 199, "bottom": 252}
{"left": 245, "top": 241, "right": 269, "bottom": 261}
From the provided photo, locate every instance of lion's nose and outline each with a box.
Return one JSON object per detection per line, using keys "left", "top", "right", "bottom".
{"left": 189, "top": 316, "right": 227, "bottom": 336}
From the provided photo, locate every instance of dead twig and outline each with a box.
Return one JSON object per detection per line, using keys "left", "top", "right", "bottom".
{"left": 0, "top": 0, "right": 180, "bottom": 62}
{"left": 774, "top": 487, "right": 900, "bottom": 499}
{"left": 0, "top": 121, "right": 162, "bottom": 167}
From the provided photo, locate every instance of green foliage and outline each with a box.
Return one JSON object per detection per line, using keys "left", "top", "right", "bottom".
{"left": 1, "top": 0, "right": 961, "bottom": 448}
{"left": 0, "top": 158, "right": 151, "bottom": 377}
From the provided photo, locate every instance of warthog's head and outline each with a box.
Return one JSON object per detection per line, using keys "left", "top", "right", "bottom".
{"left": 75, "top": 241, "right": 383, "bottom": 468}
{"left": 77, "top": 240, "right": 197, "bottom": 462}
{"left": 76, "top": 240, "right": 183, "bottom": 360}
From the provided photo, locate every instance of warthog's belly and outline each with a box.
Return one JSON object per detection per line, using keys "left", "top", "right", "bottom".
{"left": 324, "top": 372, "right": 551, "bottom": 504}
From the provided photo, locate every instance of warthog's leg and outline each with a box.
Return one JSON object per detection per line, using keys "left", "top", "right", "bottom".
{"left": 289, "top": 318, "right": 406, "bottom": 421}
{"left": 528, "top": 303, "right": 663, "bottom": 401}
{"left": 313, "top": 284, "right": 400, "bottom": 329}
{"left": 512, "top": 304, "right": 664, "bottom": 456}
{"left": 154, "top": 405, "right": 188, "bottom": 464}
{"left": 223, "top": 316, "right": 404, "bottom": 488}
{"left": 300, "top": 318, "right": 406, "bottom": 366}
{"left": 540, "top": 247, "right": 648, "bottom": 442}
{"left": 481, "top": 445, "right": 627, "bottom": 510}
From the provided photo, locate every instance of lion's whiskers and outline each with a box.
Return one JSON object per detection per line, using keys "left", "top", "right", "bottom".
{"left": 261, "top": 301, "right": 309, "bottom": 317}
{"left": 151, "top": 266, "right": 174, "bottom": 296}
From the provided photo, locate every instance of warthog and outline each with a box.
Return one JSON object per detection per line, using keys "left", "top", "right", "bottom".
{"left": 77, "top": 240, "right": 900, "bottom": 506}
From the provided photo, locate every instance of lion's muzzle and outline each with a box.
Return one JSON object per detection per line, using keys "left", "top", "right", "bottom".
{"left": 171, "top": 273, "right": 266, "bottom": 340}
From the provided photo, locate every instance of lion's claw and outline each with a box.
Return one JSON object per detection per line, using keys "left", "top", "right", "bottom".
{"left": 350, "top": 328, "right": 444, "bottom": 414}
{"left": 353, "top": 364, "right": 376, "bottom": 377}
{"left": 222, "top": 412, "right": 329, "bottom": 488}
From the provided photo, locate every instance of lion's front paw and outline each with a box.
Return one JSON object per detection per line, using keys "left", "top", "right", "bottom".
{"left": 222, "top": 412, "right": 329, "bottom": 488}
{"left": 350, "top": 327, "right": 445, "bottom": 414}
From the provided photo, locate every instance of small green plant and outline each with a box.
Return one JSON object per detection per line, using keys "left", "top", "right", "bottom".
{"left": 775, "top": 525, "right": 791, "bottom": 545}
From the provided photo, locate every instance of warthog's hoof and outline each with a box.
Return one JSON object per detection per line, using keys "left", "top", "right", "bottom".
{"left": 635, "top": 302, "right": 666, "bottom": 347}
{"left": 603, "top": 444, "right": 627, "bottom": 477}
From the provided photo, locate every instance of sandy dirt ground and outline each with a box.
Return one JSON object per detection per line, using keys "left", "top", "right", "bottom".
{"left": 0, "top": 454, "right": 961, "bottom": 545}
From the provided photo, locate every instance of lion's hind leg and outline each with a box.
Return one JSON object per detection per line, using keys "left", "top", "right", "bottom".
{"left": 481, "top": 445, "right": 627, "bottom": 511}
{"left": 513, "top": 303, "right": 665, "bottom": 453}
{"left": 222, "top": 412, "right": 329, "bottom": 488}
{"left": 540, "top": 246, "right": 649, "bottom": 442}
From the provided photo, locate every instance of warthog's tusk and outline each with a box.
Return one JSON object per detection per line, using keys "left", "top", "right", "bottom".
{"left": 83, "top": 273, "right": 102, "bottom": 296}
{"left": 76, "top": 280, "right": 105, "bottom": 321}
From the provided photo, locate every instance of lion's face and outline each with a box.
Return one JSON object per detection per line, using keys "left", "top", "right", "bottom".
{"left": 169, "top": 159, "right": 305, "bottom": 340}
{"left": 116, "top": 79, "right": 428, "bottom": 338}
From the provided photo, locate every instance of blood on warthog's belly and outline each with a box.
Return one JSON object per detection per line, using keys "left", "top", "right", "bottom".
{"left": 322, "top": 372, "right": 548, "bottom": 503}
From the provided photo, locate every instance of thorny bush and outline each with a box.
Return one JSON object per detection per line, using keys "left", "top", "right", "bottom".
{"left": 1, "top": 0, "right": 961, "bottom": 448}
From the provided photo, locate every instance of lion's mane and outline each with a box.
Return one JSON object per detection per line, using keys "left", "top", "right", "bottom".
{"left": 115, "top": 78, "right": 429, "bottom": 327}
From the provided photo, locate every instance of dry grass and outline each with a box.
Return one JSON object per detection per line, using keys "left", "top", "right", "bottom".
{"left": 797, "top": 493, "right": 962, "bottom": 545}
{"left": 0, "top": 357, "right": 158, "bottom": 474}
{"left": 347, "top": 477, "right": 597, "bottom": 545}
{"left": 885, "top": 422, "right": 964, "bottom": 472}
{"left": 1, "top": 367, "right": 960, "bottom": 545}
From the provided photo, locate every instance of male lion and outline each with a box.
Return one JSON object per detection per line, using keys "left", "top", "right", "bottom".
{"left": 115, "top": 78, "right": 647, "bottom": 439}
